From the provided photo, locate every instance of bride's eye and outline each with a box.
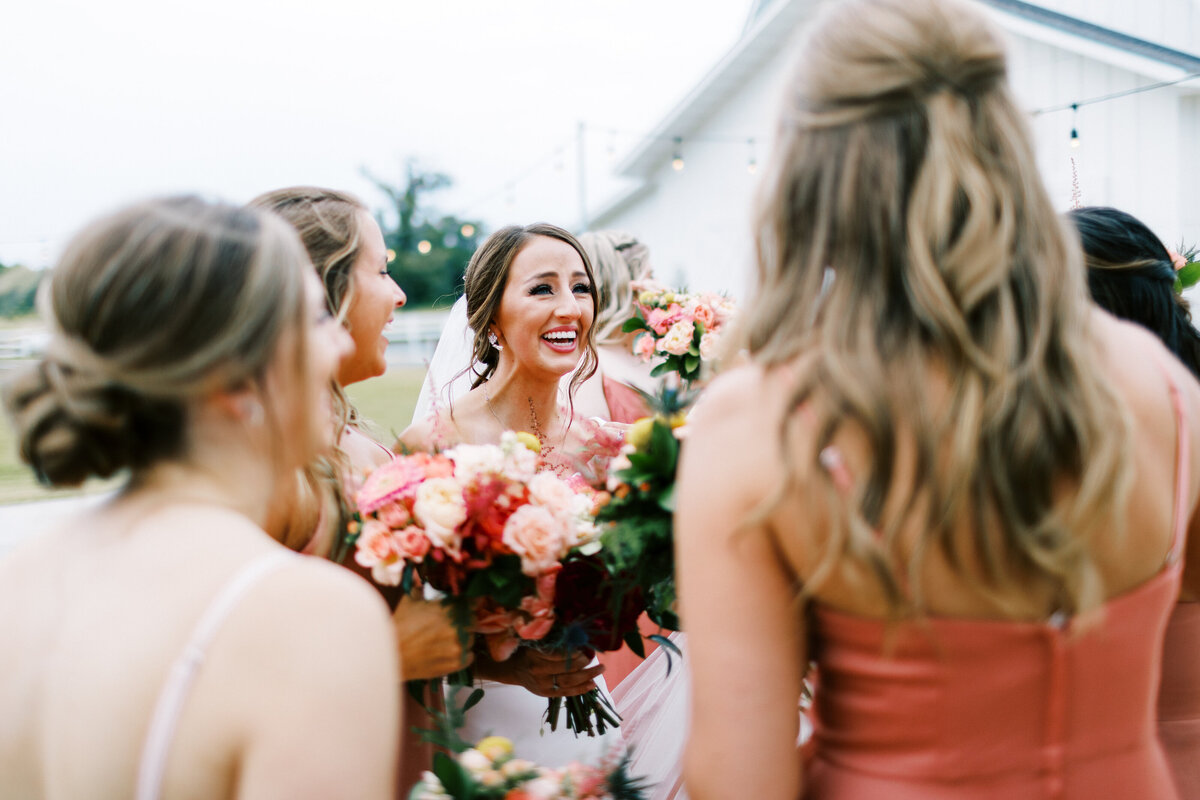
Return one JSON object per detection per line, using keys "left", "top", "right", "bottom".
{"left": 573, "top": 282, "right": 591, "bottom": 295}
{"left": 529, "top": 284, "right": 553, "bottom": 296}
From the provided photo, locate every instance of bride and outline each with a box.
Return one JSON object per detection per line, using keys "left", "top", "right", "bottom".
{"left": 400, "top": 223, "right": 622, "bottom": 765}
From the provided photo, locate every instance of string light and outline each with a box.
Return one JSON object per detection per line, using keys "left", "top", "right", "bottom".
{"left": 747, "top": 137, "right": 757, "bottom": 174}
{"left": 671, "top": 137, "right": 685, "bottom": 171}
{"left": 1069, "top": 103, "right": 1080, "bottom": 149}
{"left": 417, "top": 240, "right": 432, "bottom": 254}
{"left": 460, "top": 223, "right": 475, "bottom": 237}
{"left": 386, "top": 248, "right": 396, "bottom": 263}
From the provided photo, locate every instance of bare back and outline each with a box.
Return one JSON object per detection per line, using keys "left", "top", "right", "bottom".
{"left": 0, "top": 497, "right": 399, "bottom": 800}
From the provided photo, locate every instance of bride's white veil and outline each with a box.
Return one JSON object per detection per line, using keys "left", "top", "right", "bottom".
{"left": 412, "top": 295, "right": 479, "bottom": 425}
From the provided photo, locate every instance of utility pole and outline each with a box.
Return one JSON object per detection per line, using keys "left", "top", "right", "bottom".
{"left": 577, "top": 120, "right": 588, "bottom": 232}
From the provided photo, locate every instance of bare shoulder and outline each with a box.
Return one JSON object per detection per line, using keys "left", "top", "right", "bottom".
{"left": 227, "top": 554, "right": 394, "bottom": 669}
{"left": 1091, "top": 309, "right": 1200, "bottom": 428}
{"left": 341, "top": 426, "right": 393, "bottom": 471}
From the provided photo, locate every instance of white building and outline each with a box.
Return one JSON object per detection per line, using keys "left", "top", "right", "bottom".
{"left": 591, "top": 0, "right": 1200, "bottom": 297}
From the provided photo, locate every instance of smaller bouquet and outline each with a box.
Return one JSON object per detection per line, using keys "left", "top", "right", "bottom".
{"left": 623, "top": 280, "right": 736, "bottom": 384}
{"left": 595, "top": 387, "right": 693, "bottom": 640}
{"left": 349, "top": 432, "right": 633, "bottom": 736}
{"left": 410, "top": 737, "right": 646, "bottom": 800}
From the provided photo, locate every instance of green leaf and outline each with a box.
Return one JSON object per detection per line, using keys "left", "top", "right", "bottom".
{"left": 622, "top": 317, "right": 650, "bottom": 333}
{"left": 461, "top": 687, "right": 486, "bottom": 712}
{"left": 432, "top": 752, "right": 473, "bottom": 797}
{"left": 623, "top": 630, "right": 646, "bottom": 659}
{"left": 657, "top": 483, "right": 676, "bottom": 513}
{"left": 1177, "top": 261, "right": 1200, "bottom": 291}
{"left": 684, "top": 353, "right": 700, "bottom": 373}
{"left": 649, "top": 361, "right": 675, "bottom": 378}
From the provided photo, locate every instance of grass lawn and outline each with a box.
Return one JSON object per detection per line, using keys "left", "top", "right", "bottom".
{"left": 0, "top": 366, "right": 426, "bottom": 505}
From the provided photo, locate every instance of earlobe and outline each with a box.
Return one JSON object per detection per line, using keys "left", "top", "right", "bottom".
{"left": 488, "top": 329, "right": 504, "bottom": 351}
{"left": 212, "top": 387, "right": 265, "bottom": 427}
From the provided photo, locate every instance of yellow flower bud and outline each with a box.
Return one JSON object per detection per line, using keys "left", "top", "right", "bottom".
{"left": 513, "top": 431, "right": 541, "bottom": 454}
{"left": 476, "top": 736, "right": 514, "bottom": 761}
{"left": 628, "top": 417, "right": 655, "bottom": 450}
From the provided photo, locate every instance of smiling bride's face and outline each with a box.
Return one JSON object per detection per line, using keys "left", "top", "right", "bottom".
{"left": 490, "top": 235, "right": 595, "bottom": 383}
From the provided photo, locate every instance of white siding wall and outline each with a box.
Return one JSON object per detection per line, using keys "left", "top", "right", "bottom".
{"left": 598, "top": 1, "right": 1200, "bottom": 295}
{"left": 1032, "top": 0, "right": 1200, "bottom": 57}
{"left": 596, "top": 44, "right": 796, "bottom": 297}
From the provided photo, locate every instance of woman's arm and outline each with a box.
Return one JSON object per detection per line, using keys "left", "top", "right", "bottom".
{"left": 675, "top": 371, "right": 809, "bottom": 800}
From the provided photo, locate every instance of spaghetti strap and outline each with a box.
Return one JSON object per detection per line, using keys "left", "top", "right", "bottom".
{"left": 1161, "top": 364, "right": 1190, "bottom": 564}
{"left": 135, "top": 551, "right": 295, "bottom": 800}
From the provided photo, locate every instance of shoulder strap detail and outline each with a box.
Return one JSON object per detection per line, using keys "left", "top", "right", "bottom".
{"left": 135, "top": 551, "right": 295, "bottom": 800}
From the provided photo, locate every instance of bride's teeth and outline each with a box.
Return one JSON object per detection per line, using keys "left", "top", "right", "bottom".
{"left": 543, "top": 331, "right": 576, "bottom": 341}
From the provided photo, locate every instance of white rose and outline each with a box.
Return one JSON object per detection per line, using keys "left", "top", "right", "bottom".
{"left": 447, "top": 443, "right": 504, "bottom": 482}
{"left": 458, "top": 748, "right": 491, "bottom": 775}
{"left": 413, "top": 478, "right": 467, "bottom": 555}
{"left": 699, "top": 332, "right": 718, "bottom": 360}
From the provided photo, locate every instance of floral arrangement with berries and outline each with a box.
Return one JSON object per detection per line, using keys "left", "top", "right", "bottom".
{"left": 1171, "top": 244, "right": 1200, "bottom": 294}
{"left": 346, "top": 431, "right": 638, "bottom": 736}
{"left": 622, "top": 280, "right": 735, "bottom": 384}
{"left": 410, "top": 736, "right": 646, "bottom": 800}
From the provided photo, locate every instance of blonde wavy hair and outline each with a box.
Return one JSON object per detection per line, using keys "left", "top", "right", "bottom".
{"left": 249, "top": 187, "right": 372, "bottom": 553}
{"left": 744, "top": 0, "right": 1130, "bottom": 617}
{"left": 579, "top": 231, "right": 652, "bottom": 347}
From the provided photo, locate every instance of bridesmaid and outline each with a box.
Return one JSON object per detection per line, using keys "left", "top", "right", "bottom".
{"left": 1069, "top": 205, "right": 1200, "bottom": 798}
{"left": 676, "top": 1, "right": 1200, "bottom": 798}
{"left": 0, "top": 196, "right": 398, "bottom": 798}
{"left": 250, "top": 187, "right": 468, "bottom": 795}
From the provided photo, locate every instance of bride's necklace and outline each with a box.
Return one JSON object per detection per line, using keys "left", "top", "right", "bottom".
{"left": 484, "top": 383, "right": 558, "bottom": 458}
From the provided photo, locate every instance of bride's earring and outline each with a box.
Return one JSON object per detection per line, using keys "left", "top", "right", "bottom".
{"left": 243, "top": 398, "right": 264, "bottom": 427}
{"left": 488, "top": 330, "right": 503, "bottom": 351}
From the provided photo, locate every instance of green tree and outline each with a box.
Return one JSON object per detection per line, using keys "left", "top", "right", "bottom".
{"left": 362, "top": 162, "right": 482, "bottom": 309}
{"left": 0, "top": 262, "right": 41, "bottom": 318}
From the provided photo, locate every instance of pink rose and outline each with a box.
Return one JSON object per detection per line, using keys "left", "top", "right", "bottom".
{"left": 502, "top": 504, "right": 566, "bottom": 576}
{"left": 376, "top": 500, "right": 411, "bottom": 529}
{"left": 633, "top": 333, "right": 657, "bottom": 361}
{"left": 1169, "top": 249, "right": 1188, "bottom": 271}
{"left": 528, "top": 472, "right": 576, "bottom": 513}
{"left": 699, "top": 331, "right": 717, "bottom": 360}
{"left": 394, "top": 526, "right": 431, "bottom": 562}
{"left": 646, "top": 307, "right": 672, "bottom": 335}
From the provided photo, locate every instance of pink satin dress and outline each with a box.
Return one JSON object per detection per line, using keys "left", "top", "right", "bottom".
{"left": 804, "top": 370, "right": 1190, "bottom": 800}
{"left": 1160, "top": 601, "right": 1200, "bottom": 798}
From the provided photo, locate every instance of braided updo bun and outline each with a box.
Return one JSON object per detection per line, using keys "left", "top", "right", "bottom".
{"left": 2, "top": 196, "right": 310, "bottom": 487}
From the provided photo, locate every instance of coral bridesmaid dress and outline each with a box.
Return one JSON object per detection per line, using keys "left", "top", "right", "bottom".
{"left": 804, "top": 369, "right": 1191, "bottom": 799}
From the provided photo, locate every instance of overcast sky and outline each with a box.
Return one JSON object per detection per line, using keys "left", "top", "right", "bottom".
{"left": 0, "top": 0, "right": 752, "bottom": 268}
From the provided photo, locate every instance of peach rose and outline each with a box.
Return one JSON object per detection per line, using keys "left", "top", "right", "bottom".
{"left": 502, "top": 504, "right": 566, "bottom": 576}
{"left": 354, "top": 519, "right": 405, "bottom": 585}
{"left": 413, "top": 477, "right": 467, "bottom": 555}
{"left": 699, "top": 331, "right": 718, "bottom": 360}
{"left": 633, "top": 333, "right": 657, "bottom": 361}
{"left": 691, "top": 300, "right": 717, "bottom": 330}
{"left": 658, "top": 320, "right": 694, "bottom": 356}
{"left": 516, "top": 594, "right": 555, "bottom": 640}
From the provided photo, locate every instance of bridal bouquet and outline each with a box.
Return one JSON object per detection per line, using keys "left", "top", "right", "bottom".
{"left": 410, "top": 736, "right": 646, "bottom": 800}
{"left": 350, "top": 431, "right": 635, "bottom": 736}
{"left": 623, "top": 280, "right": 736, "bottom": 383}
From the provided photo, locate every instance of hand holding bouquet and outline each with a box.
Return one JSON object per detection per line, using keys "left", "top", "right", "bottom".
{"left": 349, "top": 432, "right": 636, "bottom": 736}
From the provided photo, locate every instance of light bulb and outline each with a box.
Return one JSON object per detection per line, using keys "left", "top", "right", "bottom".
{"left": 460, "top": 223, "right": 475, "bottom": 237}
{"left": 417, "top": 240, "right": 432, "bottom": 254}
